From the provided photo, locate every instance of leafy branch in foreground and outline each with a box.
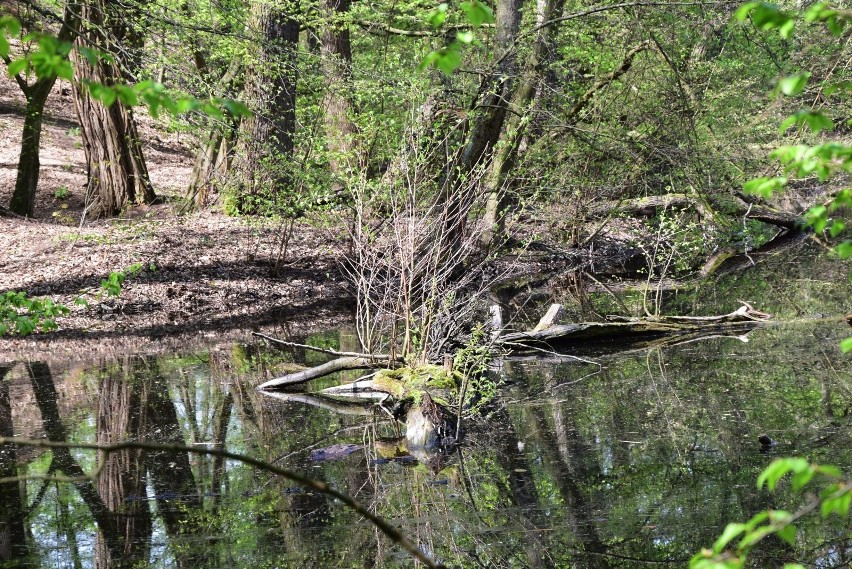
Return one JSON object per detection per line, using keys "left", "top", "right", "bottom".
{"left": 690, "top": 458, "right": 850, "bottom": 569}
{"left": 0, "top": 17, "right": 251, "bottom": 120}
{"left": 0, "top": 436, "right": 444, "bottom": 569}
{"left": 734, "top": 2, "right": 851, "bottom": 352}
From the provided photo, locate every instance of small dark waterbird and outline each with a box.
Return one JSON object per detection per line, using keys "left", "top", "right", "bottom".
{"left": 758, "top": 434, "right": 777, "bottom": 448}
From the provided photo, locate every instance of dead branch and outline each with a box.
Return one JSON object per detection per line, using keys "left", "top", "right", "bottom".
{"left": 0, "top": 437, "right": 443, "bottom": 569}
{"left": 496, "top": 302, "right": 772, "bottom": 354}
{"left": 252, "top": 332, "right": 398, "bottom": 361}
{"left": 257, "top": 356, "right": 389, "bottom": 390}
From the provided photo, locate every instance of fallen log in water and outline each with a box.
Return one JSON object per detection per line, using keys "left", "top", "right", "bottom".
{"left": 256, "top": 356, "right": 387, "bottom": 390}
{"left": 495, "top": 302, "right": 772, "bottom": 355}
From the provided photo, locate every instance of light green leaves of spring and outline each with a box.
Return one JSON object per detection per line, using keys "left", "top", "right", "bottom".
{"left": 420, "top": 0, "right": 495, "bottom": 75}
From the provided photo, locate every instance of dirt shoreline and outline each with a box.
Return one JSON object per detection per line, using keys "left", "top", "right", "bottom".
{"left": 0, "top": 74, "right": 356, "bottom": 362}
{"left": 0, "top": 211, "right": 356, "bottom": 362}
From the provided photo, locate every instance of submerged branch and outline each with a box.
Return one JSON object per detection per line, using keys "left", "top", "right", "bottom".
{"left": 252, "top": 332, "right": 399, "bottom": 361}
{"left": 0, "top": 437, "right": 444, "bottom": 569}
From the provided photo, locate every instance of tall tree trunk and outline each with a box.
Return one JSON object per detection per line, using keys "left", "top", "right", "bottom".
{"left": 321, "top": 0, "right": 358, "bottom": 191}
{"left": 7, "top": 0, "right": 82, "bottom": 216}
{"left": 234, "top": 0, "right": 299, "bottom": 214}
{"left": 481, "top": 0, "right": 566, "bottom": 246}
{"left": 8, "top": 81, "right": 53, "bottom": 216}
{"left": 441, "top": 0, "right": 522, "bottom": 248}
{"left": 73, "top": 0, "right": 155, "bottom": 218}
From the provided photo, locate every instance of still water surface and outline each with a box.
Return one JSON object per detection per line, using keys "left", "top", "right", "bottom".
{"left": 1, "top": 241, "right": 850, "bottom": 568}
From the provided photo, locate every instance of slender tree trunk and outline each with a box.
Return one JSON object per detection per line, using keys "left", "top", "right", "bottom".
{"left": 9, "top": 82, "right": 53, "bottom": 216}
{"left": 481, "top": 0, "right": 565, "bottom": 246}
{"left": 321, "top": 0, "right": 358, "bottom": 190}
{"left": 73, "top": 0, "right": 155, "bottom": 218}
{"left": 234, "top": 0, "right": 299, "bottom": 214}
{"left": 441, "top": 0, "right": 522, "bottom": 248}
{"left": 7, "top": 0, "right": 81, "bottom": 216}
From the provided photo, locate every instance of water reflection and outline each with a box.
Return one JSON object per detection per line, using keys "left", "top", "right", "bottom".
{"left": 1, "top": 241, "right": 851, "bottom": 568}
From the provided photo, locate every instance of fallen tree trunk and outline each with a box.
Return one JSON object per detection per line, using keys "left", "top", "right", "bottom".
{"left": 585, "top": 192, "right": 804, "bottom": 231}
{"left": 496, "top": 303, "right": 771, "bottom": 354}
{"left": 257, "top": 356, "right": 386, "bottom": 390}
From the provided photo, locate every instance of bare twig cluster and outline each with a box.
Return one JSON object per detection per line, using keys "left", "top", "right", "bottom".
{"left": 343, "top": 126, "right": 508, "bottom": 364}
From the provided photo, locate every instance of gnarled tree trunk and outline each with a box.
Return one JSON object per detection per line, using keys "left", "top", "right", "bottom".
{"left": 72, "top": 0, "right": 155, "bottom": 218}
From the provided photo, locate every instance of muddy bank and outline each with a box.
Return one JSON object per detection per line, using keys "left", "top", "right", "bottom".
{"left": 0, "top": 212, "right": 353, "bottom": 362}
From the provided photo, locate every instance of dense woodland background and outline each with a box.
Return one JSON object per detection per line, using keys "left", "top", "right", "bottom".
{"left": 1, "top": 0, "right": 847, "bottom": 232}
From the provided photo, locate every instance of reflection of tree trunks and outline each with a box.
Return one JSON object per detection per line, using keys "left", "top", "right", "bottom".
{"left": 0, "top": 365, "right": 28, "bottom": 563}
{"left": 491, "top": 406, "right": 548, "bottom": 568}
{"left": 25, "top": 362, "right": 124, "bottom": 562}
{"left": 95, "top": 358, "right": 152, "bottom": 568}
{"left": 141, "top": 356, "right": 206, "bottom": 568}
{"left": 529, "top": 404, "right": 613, "bottom": 568}
{"left": 210, "top": 391, "right": 234, "bottom": 503}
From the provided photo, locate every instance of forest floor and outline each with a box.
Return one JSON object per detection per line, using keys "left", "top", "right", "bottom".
{"left": 0, "top": 76, "right": 351, "bottom": 362}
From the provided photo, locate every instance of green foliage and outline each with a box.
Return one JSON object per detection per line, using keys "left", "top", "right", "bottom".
{"left": 0, "top": 291, "right": 69, "bottom": 336}
{"left": 0, "top": 15, "right": 251, "bottom": 120}
{"left": 420, "top": 0, "right": 494, "bottom": 75}
{"left": 738, "top": 4, "right": 850, "bottom": 248}
{"left": 453, "top": 324, "right": 496, "bottom": 416}
{"left": 99, "top": 263, "right": 143, "bottom": 298}
{"left": 691, "top": 458, "right": 850, "bottom": 569}
{"left": 54, "top": 186, "right": 69, "bottom": 199}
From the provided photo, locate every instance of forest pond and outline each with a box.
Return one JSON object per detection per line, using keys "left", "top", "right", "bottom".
{"left": 2, "top": 240, "right": 850, "bottom": 568}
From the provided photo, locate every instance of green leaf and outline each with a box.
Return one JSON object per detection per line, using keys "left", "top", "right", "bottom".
{"left": 427, "top": 3, "right": 449, "bottom": 29}
{"left": 460, "top": 0, "right": 494, "bottom": 27}
{"left": 791, "top": 468, "right": 814, "bottom": 490}
{"left": 712, "top": 523, "right": 745, "bottom": 553}
{"left": 824, "top": 80, "right": 852, "bottom": 96}
{"left": 803, "top": 111, "right": 834, "bottom": 134}
{"left": 778, "top": 73, "right": 810, "bottom": 96}
{"left": 219, "top": 98, "right": 252, "bottom": 117}
{"left": 776, "top": 524, "right": 796, "bottom": 546}
{"left": 87, "top": 83, "right": 117, "bottom": 107}
{"left": 457, "top": 30, "right": 475, "bottom": 44}
{"left": 758, "top": 458, "right": 808, "bottom": 491}
{"left": 821, "top": 488, "right": 851, "bottom": 517}
{"left": 1, "top": 15, "right": 22, "bottom": 37}
{"left": 733, "top": 2, "right": 760, "bottom": 21}
{"left": 743, "top": 176, "right": 787, "bottom": 198}
{"left": 115, "top": 84, "right": 138, "bottom": 106}
{"left": 7, "top": 58, "right": 28, "bottom": 76}
{"left": 840, "top": 336, "right": 852, "bottom": 353}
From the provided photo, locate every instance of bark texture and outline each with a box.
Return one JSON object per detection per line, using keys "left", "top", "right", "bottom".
{"left": 234, "top": 1, "right": 299, "bottom": 213}
{"left": 73, "top": 0, "right": 155, "bottom": 218}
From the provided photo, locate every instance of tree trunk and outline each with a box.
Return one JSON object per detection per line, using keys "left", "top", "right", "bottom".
{"left": 7, "top": 0, "right": 82, "bottom": 216}
{"left": 234, "top": 1, "right": 299, "bottom": 214}
{"left": 8, "top": 81, "right": 54, "bottom": 216}
{"left": 321, "top": 0, "right": 359, "bottom": 190}
{"left": 73, "top": 0, "right": 155, "bottom": 218}
{"left": 481, "top": 0, "right": 566, "bottom": 246}
{"left": 441, "top": 0, "right": 522, "bottom": 248}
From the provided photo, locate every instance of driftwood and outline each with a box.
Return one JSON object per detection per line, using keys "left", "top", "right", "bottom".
{"left": 585, "top": 193, "right": 804, "bottom": 231}
{"left": 496, "top": 303, "right": 771, "bottom": 354}
{"left": 257, "top": 356, "right": 387, "bottom": 390}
